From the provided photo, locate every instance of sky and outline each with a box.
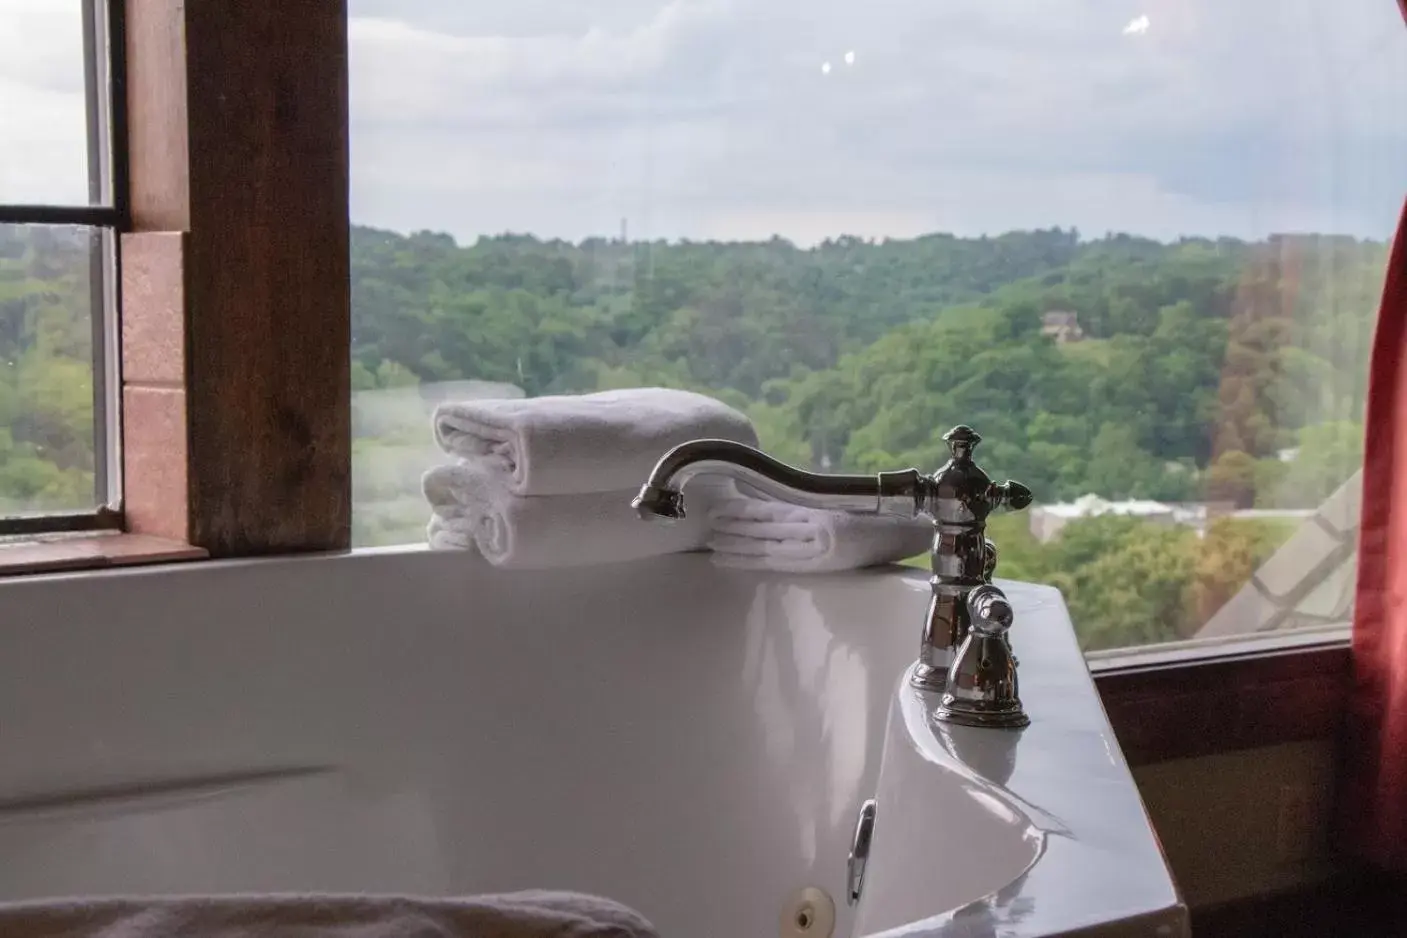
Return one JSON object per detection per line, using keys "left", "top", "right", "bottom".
{"left": 3, "top": 0, "right": 1405, "bottom": 245}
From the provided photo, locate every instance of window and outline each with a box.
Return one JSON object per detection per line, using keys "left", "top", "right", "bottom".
{"left": 347, "top": 1, "right": 1405, "bottom": 655}
{"left": 0, "top": 0, "right": 123, "bottom": 535}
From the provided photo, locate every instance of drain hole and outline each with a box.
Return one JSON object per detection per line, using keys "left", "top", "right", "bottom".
{"left": 781, "top": 887, "right": 834, "bottom": 938}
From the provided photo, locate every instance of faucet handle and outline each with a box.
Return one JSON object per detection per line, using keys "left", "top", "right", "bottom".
{"left": 933, "top": 584, "right": 1029, "bottom": 729}
{"left": 967, "top": 584, "right": 1014, "bottom": 636}
{"left": 989, "top": 480, "right": 1033, "bottom": 511}
{"left": 929, "top": 426, "right": 1031, "bottom": 520}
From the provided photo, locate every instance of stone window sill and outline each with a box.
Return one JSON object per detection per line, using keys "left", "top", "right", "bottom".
{"left": 0, "top": 532, "right": 207, "bottom": 576}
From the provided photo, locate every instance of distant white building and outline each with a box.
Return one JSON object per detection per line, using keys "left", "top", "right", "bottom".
{"left": 1028, "top": 494, "right": 1176, "bottom": 543}
{"left": 1040, "top": 310, "right": 1085, "bottom": 344}
{"left": 1029, "top": 494, "right": 1318, "bottom": 543}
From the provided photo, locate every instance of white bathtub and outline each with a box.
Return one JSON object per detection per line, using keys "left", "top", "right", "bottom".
{"left": 0, "top": 550, "right": 1185, "bottom": 937}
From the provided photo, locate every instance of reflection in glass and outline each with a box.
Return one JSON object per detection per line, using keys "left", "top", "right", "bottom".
{"left": 347, "top": 1, "right": 1406, "bottom": 654}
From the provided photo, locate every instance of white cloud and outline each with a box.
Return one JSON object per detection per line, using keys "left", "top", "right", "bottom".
{"left": 4, "top": 0, "right": 1403, "bottom": 241}
{"left": 0, "top": 0, "right": 89, "bottom": 204}
{"left": 349, "top": 1, "right": 735, "bottom": 128}
{"left": 0, "top": 0, "right": 85, "bottom": 92}
{"left": 345, "top": 0, "right": 1407, "bottom": 244}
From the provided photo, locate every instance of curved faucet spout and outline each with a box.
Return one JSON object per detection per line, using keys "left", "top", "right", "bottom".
{"left": 633, "top": 424, "right": 1034, "bottom": 720}
{"left": 631, "top": 439, "right": 924, "bottom": 522}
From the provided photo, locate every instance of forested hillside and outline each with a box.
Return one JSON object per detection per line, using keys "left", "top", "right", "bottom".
{"left": 2, "top": 222, "right": 1387, "bottom": 648}
{"left": 350, "top": 225, "right": 1380, "bottom": 505}
{"left": 348, "top": 224, "right": 1383, "bottom": 651}
{"left": 0, "top": 225, "right": 96, "bottom": 516}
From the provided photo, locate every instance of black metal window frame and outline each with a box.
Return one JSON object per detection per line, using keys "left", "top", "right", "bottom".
{"left": 0, "top": 0, "right": 128, "bottom": 537}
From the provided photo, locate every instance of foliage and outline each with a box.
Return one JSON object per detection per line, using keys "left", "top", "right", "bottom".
{"left": 924, "top": 512, "right": 1297, "bottom": 652}
{"left": 3, "top": 221, "right": 1387, "bottom": 649}
{"left": 344, "top": 225, "right": 1383, "bottom": 648}
{"left": 0, "top": 226, "right": 96, "bottom": 514}
{"left": 347, "top": 227, "right": 1382, "bottom": 504}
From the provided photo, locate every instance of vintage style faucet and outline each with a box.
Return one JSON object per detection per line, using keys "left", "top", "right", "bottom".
{"left": 632, "top": 425, "right": 1034, "bottom": 728}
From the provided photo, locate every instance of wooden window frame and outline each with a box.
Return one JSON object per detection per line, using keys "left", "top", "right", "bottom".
{"left": 1, "top": 0, "right": 350, "bottom": 574}
{"left": 121, "top": 0, "right": 351, "bottom": 558}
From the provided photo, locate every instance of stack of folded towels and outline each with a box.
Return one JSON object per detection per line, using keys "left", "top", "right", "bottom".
{"left": 423, "top": 387, "right": 933, "bottom": 572}
{"left": 423, "top": 388, "right": 753, "bottom": 568}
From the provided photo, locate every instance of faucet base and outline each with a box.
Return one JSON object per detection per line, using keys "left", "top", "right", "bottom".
{"left": 908, "top": 663, "right": 949, "bottom": 693}
{"left": 933, "top": 700, "right": 1030, "bottom": 730}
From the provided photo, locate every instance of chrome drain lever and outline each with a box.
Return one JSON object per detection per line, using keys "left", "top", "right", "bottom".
{"left": 846, "top": 799, "right": 877, "bottom": 906}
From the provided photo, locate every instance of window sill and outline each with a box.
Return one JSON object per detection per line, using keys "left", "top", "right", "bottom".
{"left": 0, "top": 532, "right": 207, "bottom": 576}
{"left": 1095, "top": 641, "right": 1350, "bottom": 766}
{"left": 1087, "top": 624, "right": 1350, "bottom": 672}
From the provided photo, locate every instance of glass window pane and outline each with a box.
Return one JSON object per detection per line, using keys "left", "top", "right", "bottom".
{"left": 347, "top": 1, "right": 1406, "bottom": 655}
{"left": 0, "top": 223, "right": 99, "bottom": 516}
{"left": 0, "top": 0, "right": 92, "bottom": 205}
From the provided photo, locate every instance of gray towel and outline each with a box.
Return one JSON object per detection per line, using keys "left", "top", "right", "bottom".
{"left": 0, "top": 891, "right": 659, "bottom": 938}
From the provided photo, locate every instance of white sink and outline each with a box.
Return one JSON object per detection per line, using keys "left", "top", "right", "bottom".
{"left": 0, "top": 550, "right": 1185, "bottom": 937}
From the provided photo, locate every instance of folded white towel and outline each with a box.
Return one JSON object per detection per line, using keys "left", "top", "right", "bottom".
{"left": 706, "top": 495, "right": 934, "bottom": 573}
{"left": 431, "top": 388, "right": 758, "bottom": 497}
{"left": 424, "top": 463, "right": 728, "bottom": 569}
{"left": 0, "top": 890, "right": 659, "bottom": 937}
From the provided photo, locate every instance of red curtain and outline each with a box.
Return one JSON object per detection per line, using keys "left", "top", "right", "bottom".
{"left": 1344, "top": 196, "right": 1407, "bottom": 870}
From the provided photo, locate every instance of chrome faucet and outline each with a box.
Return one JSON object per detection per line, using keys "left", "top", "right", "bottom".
{"left": 939, "top": 583, "right": 1028, "bottom": 728}
{"left": 632, "top": 424, "right": 1034, "bottom": 728}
